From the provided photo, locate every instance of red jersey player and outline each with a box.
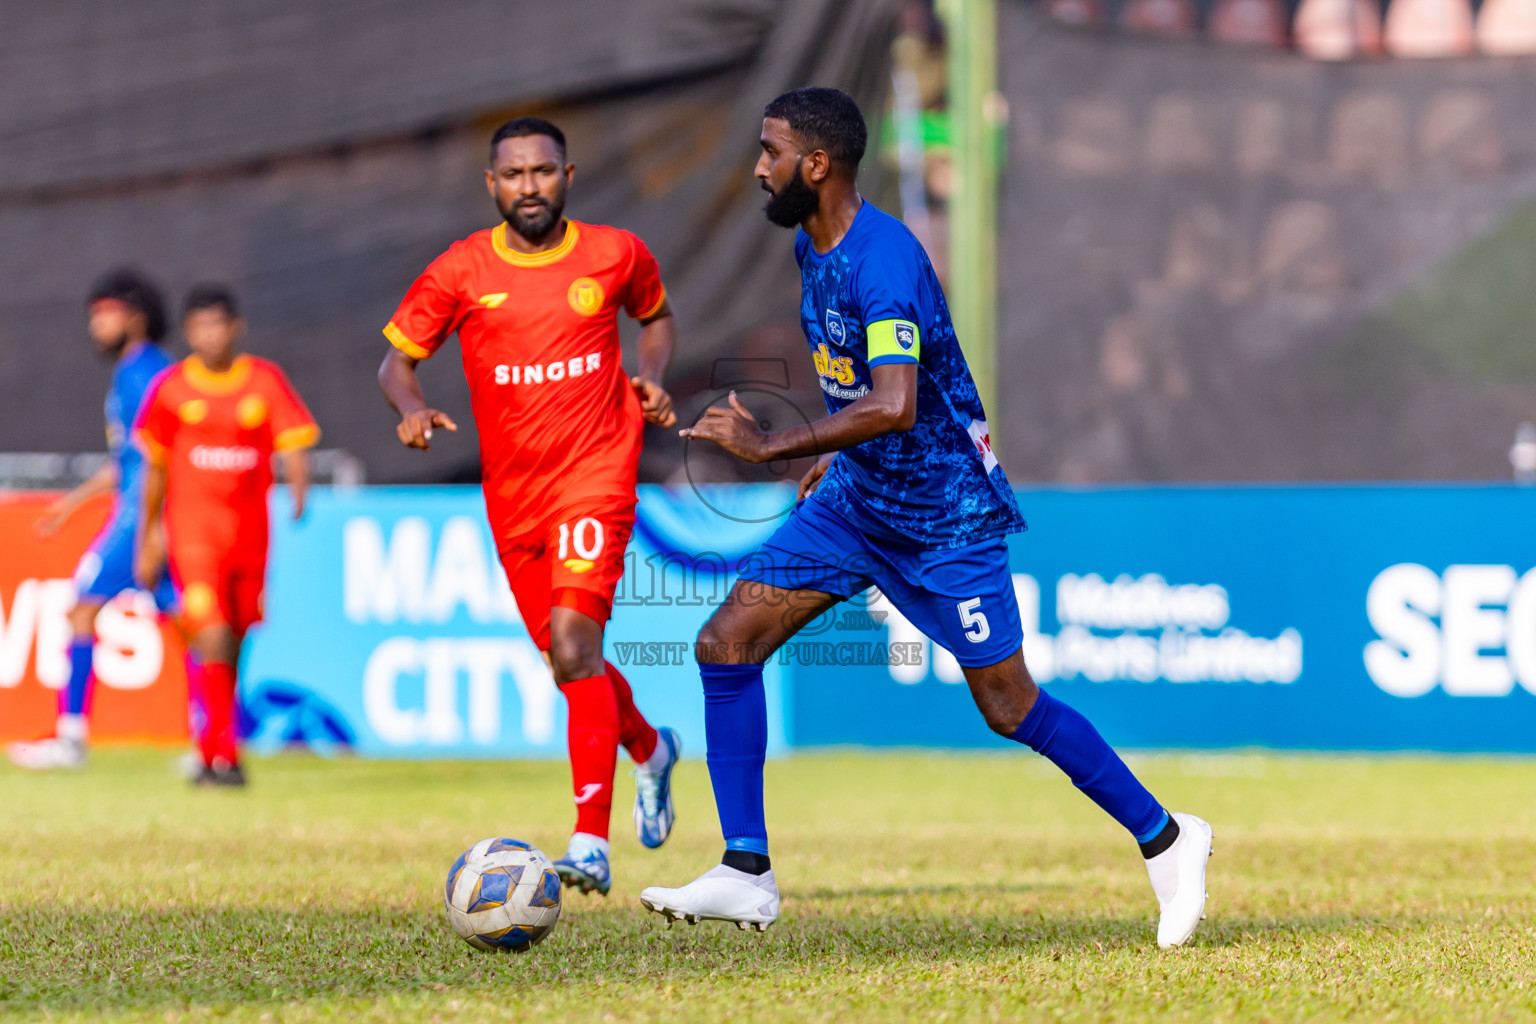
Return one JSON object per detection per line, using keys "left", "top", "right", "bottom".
{"left": 378, "top": 117, "right": 682, "bottom": 895}
{"left": 135, "top": 284, "right": 318, "bottom": 787}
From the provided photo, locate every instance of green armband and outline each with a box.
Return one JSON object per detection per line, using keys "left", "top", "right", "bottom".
{"left": 866, "top": 319, "right": 920, "bottom": 366}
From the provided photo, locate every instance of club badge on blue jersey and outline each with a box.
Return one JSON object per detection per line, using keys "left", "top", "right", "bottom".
{"left": 825, "top": 309, "right": 846, "bottom": 346}
{"left": 895, "top": 321, "right": 916, "bottom": 352}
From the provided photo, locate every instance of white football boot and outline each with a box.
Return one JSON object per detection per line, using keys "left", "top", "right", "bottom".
{"left": 640, "top": 864, "right": 780, "bottom": 931}
{"left": 6, "top": 737, "right": 85, "bottom": 771}
{"left": 1145, "top": 811, "right": 1214, "bottom": 948}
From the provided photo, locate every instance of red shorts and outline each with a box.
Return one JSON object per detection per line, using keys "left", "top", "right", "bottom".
{"left": 497, "top": 498, "right": 634, "bottom": 651}
{"left": 169, "top": 547, "right": 266, "bottom": 636}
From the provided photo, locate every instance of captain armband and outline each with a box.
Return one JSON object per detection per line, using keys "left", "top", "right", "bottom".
{"left": 866, "top": 319, "right": 920, "bottom": 366}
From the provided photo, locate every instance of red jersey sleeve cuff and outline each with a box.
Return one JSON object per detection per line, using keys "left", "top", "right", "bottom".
{"left": 135, "top": 431, "right": 169, "bottom": 467}
{"left": 633, "top": 285, "right": 668, "bottom": 322}
{"left": 384, "top": 321, "right": 433, "bottom": 360}
{"left": 274, "top": 423, "right": 321, "bottom": 451}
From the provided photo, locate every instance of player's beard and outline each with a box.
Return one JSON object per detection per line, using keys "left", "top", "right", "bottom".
{"left": 502, "top": 193, "right": 565, "bottom": 242}
{"left": 763, "top": 160, "right": 819, "bottom": 228}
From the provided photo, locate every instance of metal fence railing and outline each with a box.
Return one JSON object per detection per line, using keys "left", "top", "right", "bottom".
{"left": 0, "top": 449, "right": 366, "bottom": 490}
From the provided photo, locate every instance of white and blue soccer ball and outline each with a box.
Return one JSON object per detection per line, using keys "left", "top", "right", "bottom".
{"left": 443, "top": 838, "right": 562, "bottom": 952}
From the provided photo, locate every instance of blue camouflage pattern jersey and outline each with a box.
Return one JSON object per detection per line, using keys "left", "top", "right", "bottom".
{"left": 794, "top": 201, "right": 1025, "bottom": 551}
{"left": 104, "top": 340, "right": 174, "bottom": 528}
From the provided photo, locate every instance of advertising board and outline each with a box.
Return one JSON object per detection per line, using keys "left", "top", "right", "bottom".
{"left": 5, "top": 484, "right": 1532, "bottom": 754}
{"left": 0, "top": 493, "right": 189, "bottom": 741}
{"left": 789, "top": 485, "right": 1536, "bottom": 752}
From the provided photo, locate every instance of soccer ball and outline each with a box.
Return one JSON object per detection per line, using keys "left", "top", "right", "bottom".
{"left": 443, "top": 838, "right": 562, "bottom": 951}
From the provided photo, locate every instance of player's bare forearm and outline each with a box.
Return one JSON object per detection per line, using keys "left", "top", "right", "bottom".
{"left": 75, "top": 461, "right": 119, "bottom": 503}
{"left": 36, "top": 462, "right": 117, "bottom": 536}
{"left": 378, "top": 348, "right": 457, "bottom": 449}
{"left": 279, "top": 448, "right": 310, "bottom": 520}
{"left": 378, "top": 348, "right": 429, "bottom": 418}
{"left": 631, "top": 303, "right": 677, "bottom": 427}
{"left": 765, "top": 370, "right": 917, "bottom": 459}
{"left": 634, "top": 302, "right": 674, "bottom": 383}
{"left": 134, "top": 461, "right": 169, "bottom": 588}
{"left": 681, "top": 363, "right": 917, "bottom": 464}
{"left": 62, "top": 462, "right": 117, "bottom": 513}
{"left": 138, "top": 461, "right": 166, "bottom": 534}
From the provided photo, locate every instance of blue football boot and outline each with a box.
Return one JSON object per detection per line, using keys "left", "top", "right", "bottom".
{"left": 633, "top": 726, "right": 682, "bottom": 849}
{"left": 552, "top": 834, "right": 612, "bottom": 896}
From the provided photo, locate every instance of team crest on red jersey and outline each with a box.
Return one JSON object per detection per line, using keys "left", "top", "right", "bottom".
{"left": 568, "top": 277, "right": 605, "bottom": 317}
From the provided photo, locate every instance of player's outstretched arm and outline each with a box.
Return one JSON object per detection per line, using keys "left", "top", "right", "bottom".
{"left": 378, "top": 348, "right": 457, "bottom": 450}
{"left": 631, "top": 299, "right": 676, "bottom": 428}
{"left": 681, "top": 363, "right": 917, "bottom": 464}
{"left": 34, "top": 461, "right": 118, "bottom": 538}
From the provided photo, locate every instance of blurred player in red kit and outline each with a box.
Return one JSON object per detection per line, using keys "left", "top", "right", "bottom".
{"left": 135, "top": 284, "right": 318, "bottom": 786}
{"left": 378, "top": 117, "right": 682, "bottom": 895}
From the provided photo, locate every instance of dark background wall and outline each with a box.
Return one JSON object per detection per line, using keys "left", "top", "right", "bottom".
{"left": 0, "top": 0, "right": 899, "bottom": 484}
{"left": 997, "top": 3, "right": 1536, "bottom": 482}
{"left": 7, "top": 0, "right": 1534, "bottom": 485}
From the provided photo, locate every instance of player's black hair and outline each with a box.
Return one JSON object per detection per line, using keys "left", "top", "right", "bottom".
{"left": 489, "top": 117, "right": 567, "bottom": 163}
{"left": 763, "top": 87, "right": 867, "bottom": 171}
{"left": 182, "top": 282, "right": 240, "bottom": 319}
{"left": 87, "top": 267, "right": 167, "bottom": 342}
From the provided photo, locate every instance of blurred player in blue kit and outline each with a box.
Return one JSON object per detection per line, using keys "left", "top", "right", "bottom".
{"left": 8, "top": 270, "right": 184, "bottom": 770}
{"left": 640, "top": 89, "right": 1215, "bottom": 948}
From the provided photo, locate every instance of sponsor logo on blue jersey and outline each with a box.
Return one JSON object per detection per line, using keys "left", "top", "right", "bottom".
{"left": 812, "top": 343, "right": 869, "bottom": 401}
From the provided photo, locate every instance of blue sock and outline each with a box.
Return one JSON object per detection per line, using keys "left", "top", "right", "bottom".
{"left": 700, "top": 662, "right": 769, "bottom": 856}
{"left": 1010, "top": 689, "right": 1168, "bottom": 842}
{"left": 60, "top": 638, "right": 94, "bottom": 717}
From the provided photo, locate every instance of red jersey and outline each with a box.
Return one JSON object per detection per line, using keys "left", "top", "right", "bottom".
{"left": 384, "top": 219, "right": 666, "bottom": 539}
{"left": 135, "top": 355, "right": 319, "bottom": 566}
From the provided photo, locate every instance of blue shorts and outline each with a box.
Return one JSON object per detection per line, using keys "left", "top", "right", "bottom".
{"left": 736, "top": 493, "right": 1022, "bottom": 668}
{"left": 74, "top": 516, "right": 177, "bottom": 612}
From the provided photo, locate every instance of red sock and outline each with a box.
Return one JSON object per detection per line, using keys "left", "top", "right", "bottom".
{"left": 606, "top": 660, "right": 659, "bottom": 764}
{"left": 199, "top": 661, "right": 240, "bottom": 768}
{"left": 562, "top": 674, "right": 619, "bottom": 839}
{"left": 185, "top": 654, "right": 208, "bottom": 743}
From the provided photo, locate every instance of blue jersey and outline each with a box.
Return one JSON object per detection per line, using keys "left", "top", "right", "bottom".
{"left": 103, "top": 341, "right": 173, "bottom": 527}
{"left": 794, "top": 202, "right": 1025, "bottom": 551}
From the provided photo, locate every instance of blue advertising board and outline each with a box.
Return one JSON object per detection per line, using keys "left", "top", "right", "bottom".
{"left": 243, "top": 484, "right": 1536, "bottom": 757}
{"left": 244, "top": 486, "right": 786, "bottom": 759}
{"left": 789, "top": 485, "right": 1536, "bottom": 752}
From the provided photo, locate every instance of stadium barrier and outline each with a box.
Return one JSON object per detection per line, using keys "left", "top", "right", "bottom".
{"left": 2, "top": 484, "right": 1532, "bottom": 754}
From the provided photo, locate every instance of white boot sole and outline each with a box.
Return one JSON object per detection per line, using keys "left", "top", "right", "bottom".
{"left": 638, "top": 894, "right": 775, "bottom": 932}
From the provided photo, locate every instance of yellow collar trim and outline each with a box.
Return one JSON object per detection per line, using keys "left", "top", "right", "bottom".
{"left": 491, "top": 220, "right": 580, "bottom": 267}
{"left": 183, "top": 354, "right": 253, "bottom": 395}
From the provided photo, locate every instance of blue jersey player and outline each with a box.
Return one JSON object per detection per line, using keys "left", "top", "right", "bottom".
{"left": 8, "top": 270, "right": 179, "bottom": 771}
{"left": 640, "top": 89, "right": 1214, "bottom": 948}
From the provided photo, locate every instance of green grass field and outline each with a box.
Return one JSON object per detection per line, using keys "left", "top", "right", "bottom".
{"left": 3, "top": 750, "right": 1535, "bottom": 1023}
